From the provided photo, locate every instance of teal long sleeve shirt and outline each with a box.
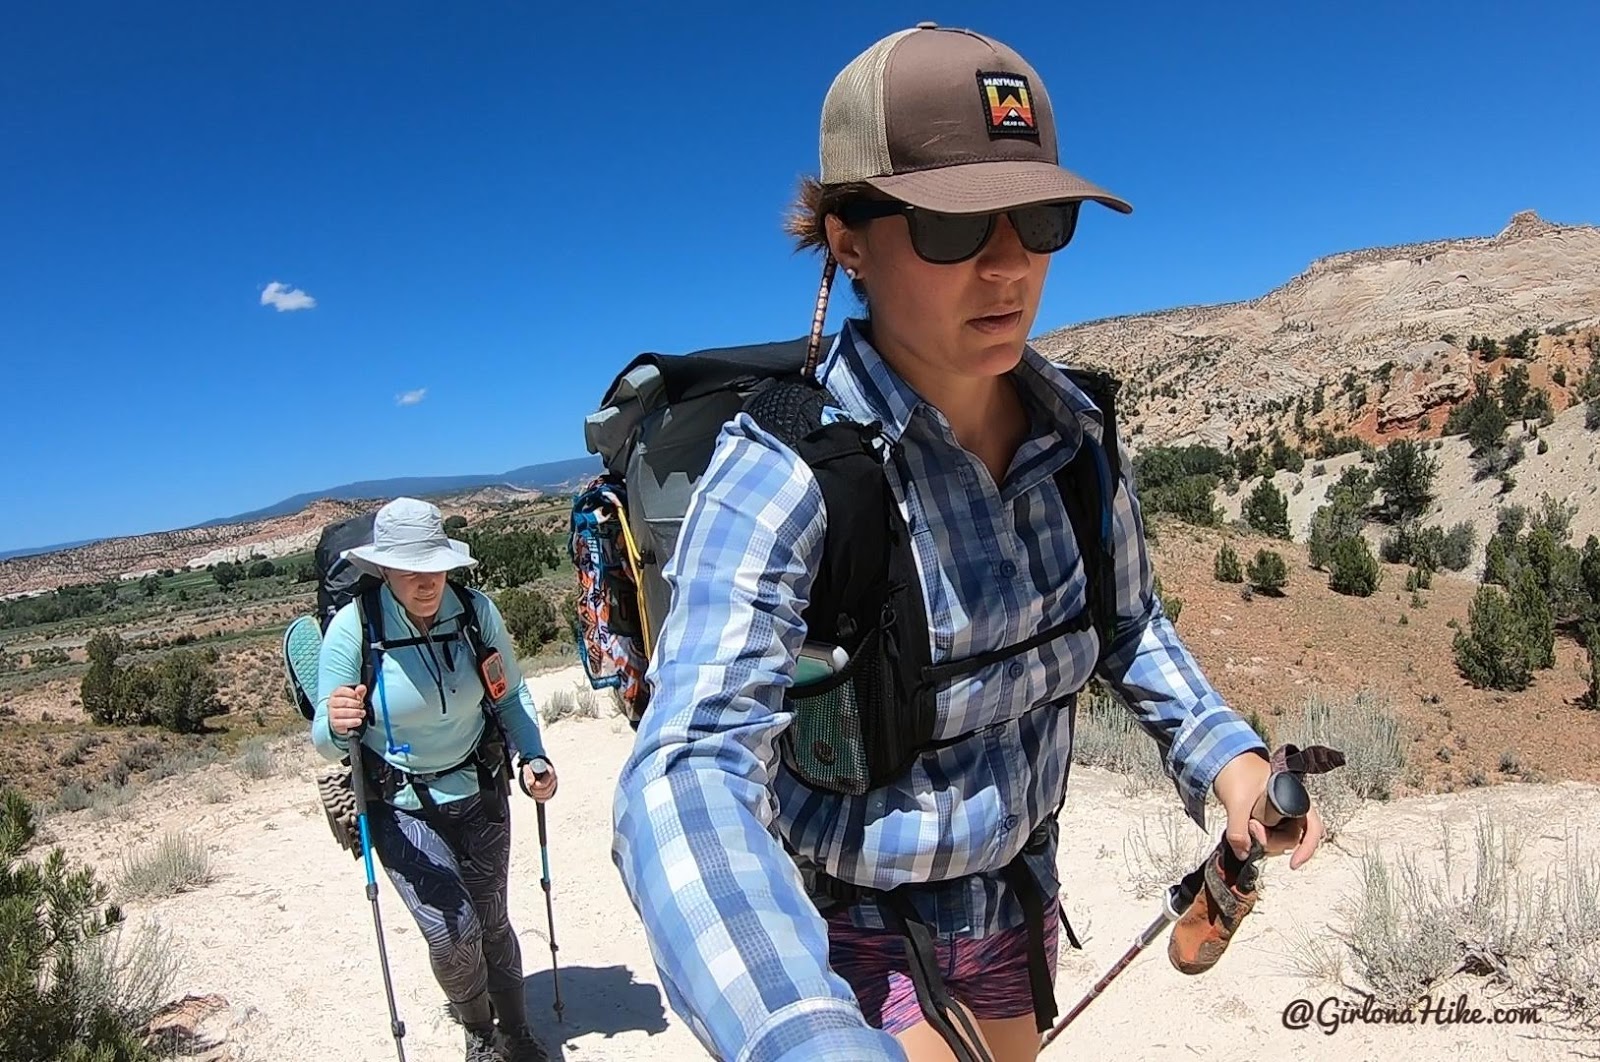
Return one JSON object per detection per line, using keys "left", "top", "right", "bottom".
{"left": 310, "top": 581, "right": 548, "bottom": 810}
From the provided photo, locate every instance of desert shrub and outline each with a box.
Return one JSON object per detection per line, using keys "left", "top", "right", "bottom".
{"left": 117, "top": 832, "right": 213, "bottom": 899}
{"left": 1213, "top": 543, "right": 1243, "bottom": 583}
{"left": 1440, "top": 522, "right": 1477, "bottom": 572}
{"left": 1131, "top": 445, "right": 1230, "bottom": 526}
{"left": 0, "top": 788, "right": 172, "bottom": 1060}
{"left": 1246, "top": 549, "right": 1288, "bottom": 595}
{"left": 1329, "top": 536, "right": 1380, "bottom": 597}
{"left": 458, "top": 529, "right": 563, "bottom": 591}
{"left": 1587, "top": 636, "right": 1600, "bottom": 711}
{"left": 235, "top": 738, "right": 275, "bottom": 780}
{"left": 1335, "top": 815, "right": 1599, "bottom": 1027}
{"left": 1070, "top": 681, "right": 1165, "bottom": 794}
{"left": 1153, "top": 572, "right": 1182, "bottom": 626}
{"left": 540, "top": 687, "right": 601, "bottom": 726}
{"left": 1122, "top": 807, "right": 1212, "bottom": 899}
{"left": 79, "top": 637, "right": 222, "bottom": 734}
{"left": 1278, "top": 689, "right": 1405, "bottom": 842}
{"left": 1242, "top": 479, "right": 1291, "bottom": 539}
{"left": 1453, "top": 585, "right": 1534, "bottom": 691}
{"left": 1308, "top": 497, "right": 1364, "bottom": 571}
{"left": 495, "top": 587, "right": 562, "bottom": 656}
{"left": 1523, "top": 388, "right": 1555, "bottom": 426}
{"left": 1374, "top": 439, "right": 1440, "bottom": 523}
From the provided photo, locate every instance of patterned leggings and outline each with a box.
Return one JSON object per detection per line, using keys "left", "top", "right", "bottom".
{"left": 366, "top": 788, "right": 523, "bottom": 1003}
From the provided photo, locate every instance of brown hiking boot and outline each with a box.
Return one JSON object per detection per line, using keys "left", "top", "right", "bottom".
{"left": 1167, "top": 842, "right": 1259, "bottom": 975}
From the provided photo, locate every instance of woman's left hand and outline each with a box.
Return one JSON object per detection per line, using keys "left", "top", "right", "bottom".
{"left": 520, "top": 759, "right": 558, "bottom": 802}
{"left": 1211, "top": 750, "right": 1324, "bottom": 870}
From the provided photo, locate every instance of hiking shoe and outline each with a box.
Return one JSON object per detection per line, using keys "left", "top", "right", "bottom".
{"left": 464, "top": 1027, "right": 501, "bottom": 1062}
{"left": 494, "top": 1025, "right": 553, "bottom": 1062}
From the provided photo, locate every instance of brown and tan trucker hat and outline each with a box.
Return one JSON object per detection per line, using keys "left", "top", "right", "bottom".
{"left": 820, "top": 22, "right": 1133, "bottom": 216}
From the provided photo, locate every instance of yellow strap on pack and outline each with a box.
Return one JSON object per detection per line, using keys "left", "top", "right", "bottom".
{"left": 601, "top": 489, "right": 654, "bottom": 658}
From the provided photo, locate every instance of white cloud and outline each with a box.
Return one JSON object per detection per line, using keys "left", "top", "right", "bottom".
{"left": 396, "top": 388, "right": 428, "bottom": 407}
{"left": 260, "top": 281, "right": 317, "bottom": 312}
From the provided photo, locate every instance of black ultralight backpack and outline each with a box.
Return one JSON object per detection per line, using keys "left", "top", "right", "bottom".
{"left": 570, "top": 333, "right": 1125, "bottom": 797}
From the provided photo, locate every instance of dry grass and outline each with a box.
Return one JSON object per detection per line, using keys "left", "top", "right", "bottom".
{"left": 1121, "top": 806, "right": 1213, "bottom": 898}
{"left": 88, "top": 783, "right": 138, "bottom": 822}
{"left": 72, "top": 920, "right": 181, "bottom": 1040}
{"left": 1280, "top": 688, "right": 1407, "bottom": 842}
{"left": 1334, "top": 813, "right": 1600, "bottom": 1029}
{"left": 117, "top": 832, "right": 214, "bottom": 899}
{"left": 541, "top": 687, "right": 603, "bottom": 726}
{"left": 235, "top": 737, "right": 276, "bottom": 779}
{"left": 1071, "top": 684, "right": 1166, "bottom": 795}
{"left": 1278, "top": 921, "right": 1347, "bottom": 986}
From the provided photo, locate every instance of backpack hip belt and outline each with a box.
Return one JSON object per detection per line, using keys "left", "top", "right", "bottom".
{"left": 362, "top": 724, "right": 510, "bottom": 813}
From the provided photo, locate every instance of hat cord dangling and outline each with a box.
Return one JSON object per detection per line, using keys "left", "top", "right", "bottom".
{"left": 803, "top": 254, "right": 838, "bottom": 381}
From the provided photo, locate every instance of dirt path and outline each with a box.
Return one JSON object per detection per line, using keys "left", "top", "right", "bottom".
{"left": 39, "top": 665, "right": 1600, "bottom": 1060}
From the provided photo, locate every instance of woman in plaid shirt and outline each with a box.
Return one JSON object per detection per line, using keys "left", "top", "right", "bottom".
{"left": 611, "top": 23, "right": 1325, "bottom": 1062}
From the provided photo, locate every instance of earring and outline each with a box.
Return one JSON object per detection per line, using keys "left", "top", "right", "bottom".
{"left": 845, "top": 268, "right": 859, "bottom": 280}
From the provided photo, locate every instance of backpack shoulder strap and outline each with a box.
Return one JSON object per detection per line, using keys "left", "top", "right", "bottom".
{"left": 444, "top": 585, "right": 505, "bottom": 742}
{"left": 1063, "top": 367, "right": 1124, "bottom": 488}
{"left": 355, "top": 581, "right": 385, "bottom": 723}
{"left": 1056, "top": 368, "right": 1126, "bottom": 663}
{"left": 741, "top": 376, "right": 900, "bottom": 644}
{"left": 742, "top": 374, "right": 935, "bottom": 757}
{"left": 448, "top": 581, "right": 492, "bottom": 663}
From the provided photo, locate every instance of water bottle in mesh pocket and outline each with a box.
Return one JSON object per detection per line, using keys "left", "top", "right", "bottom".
{"left": 782, "top": 624, "right": 897, "bottom": 796}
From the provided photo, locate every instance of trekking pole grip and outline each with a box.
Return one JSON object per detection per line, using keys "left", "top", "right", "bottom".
{"left": 1230, "top": 769, "right": 1312, "bottom": 891}
{"left": 1252, "top": 769, "right": 1310, "bottom": 829}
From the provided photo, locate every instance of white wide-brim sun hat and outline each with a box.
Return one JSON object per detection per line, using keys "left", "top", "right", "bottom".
{"left": 341, "top": 497, "right": 477, "bottom": 577}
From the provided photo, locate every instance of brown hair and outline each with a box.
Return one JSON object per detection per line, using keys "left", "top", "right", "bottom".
{"left": 784, "top": 175, "right": 869, "bottom": 252}
{"left": 785, "top": 175, "right": 876, "bottom": 307}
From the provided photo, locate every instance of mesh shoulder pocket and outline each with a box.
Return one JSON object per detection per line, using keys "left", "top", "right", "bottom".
{"left": 781, "top": 623, "right": 894, "bottom": 797}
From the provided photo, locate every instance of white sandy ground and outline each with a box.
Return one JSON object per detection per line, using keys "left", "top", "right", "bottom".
{"left": 35, "top": 665, "right": 1600, "bottom": 1062}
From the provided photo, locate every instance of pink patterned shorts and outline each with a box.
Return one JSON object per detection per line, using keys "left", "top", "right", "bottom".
{"left": 826, "top": 903, "right": 1060, "bottom": 1036}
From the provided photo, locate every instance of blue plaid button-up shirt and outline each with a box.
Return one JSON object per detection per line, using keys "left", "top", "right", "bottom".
{"left": 611, "top": 320, "right": 1265, "bottom": 1061}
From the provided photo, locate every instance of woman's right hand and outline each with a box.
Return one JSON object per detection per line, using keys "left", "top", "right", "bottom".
{"left": 328, "top": 684, "right": 369, "bottom": 736}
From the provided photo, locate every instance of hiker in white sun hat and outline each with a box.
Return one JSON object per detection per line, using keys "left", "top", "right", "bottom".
{"left": 312, "top": 496, "right": 558, "bottom": 1062}
{"left": 342, "top": 496, "right": 481, "bottom": 576}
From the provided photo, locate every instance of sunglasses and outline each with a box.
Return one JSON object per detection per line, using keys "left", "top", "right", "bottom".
{"left": 835, "top": 199, "right": 1081, "bottom": 265}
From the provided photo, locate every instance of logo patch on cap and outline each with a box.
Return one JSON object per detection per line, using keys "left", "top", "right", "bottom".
{"left": 977, "top": 71, "right": 1039, "bottom": 140}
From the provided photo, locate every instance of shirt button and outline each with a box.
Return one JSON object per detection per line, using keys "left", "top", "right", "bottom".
{"left": 1007, "top": 661, "right": 1025, "bottom": 680}
{"left": 1003, "top": 814, "right": 1019, "bottom": 831}
{"left": 998, "top": 560, "right": 1018, "bottom": 579}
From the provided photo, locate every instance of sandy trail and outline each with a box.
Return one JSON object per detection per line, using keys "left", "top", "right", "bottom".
{"left": 41, "top": 665, "right": 1600, "bottom": 1061}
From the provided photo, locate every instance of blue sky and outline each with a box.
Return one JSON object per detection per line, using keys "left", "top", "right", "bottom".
{"left": 4, "top": 1, "right": 1597, "bottom": 553}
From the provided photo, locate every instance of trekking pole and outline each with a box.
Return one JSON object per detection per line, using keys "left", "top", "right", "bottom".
{"left": 1040, "top": 770, "right": 1313, "bottom": 1051}
{"left": 530, "top": 758, "right": 565, "bottom": 1024}
{"left": 350, "top": 738, "right": 407, "bottom": 1061}
{"left": 1039, "top": 859, "right": 1206, "bottom": 1050}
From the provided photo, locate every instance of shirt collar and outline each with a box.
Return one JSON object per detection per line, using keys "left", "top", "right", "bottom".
{"left": 817, "top": 317, "right": 1106, "bottom": 448}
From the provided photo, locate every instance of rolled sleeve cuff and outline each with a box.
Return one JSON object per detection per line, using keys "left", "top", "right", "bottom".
{"left": 1172, "top": 713, "right": 1269, "bottom": 830}
{"left": 737, "top": 999, "right": 906, "bottom": 1062}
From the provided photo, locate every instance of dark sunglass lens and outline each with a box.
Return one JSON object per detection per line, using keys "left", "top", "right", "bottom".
{"left": 1012, "top": 203, "right": 1080, "bottom": 254}
{"left": 907, "top": 209, "right": 994, "bottom": 263}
